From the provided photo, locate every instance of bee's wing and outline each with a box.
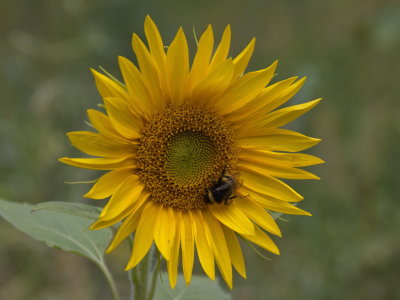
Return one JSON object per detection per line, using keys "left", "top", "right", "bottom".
{"left": 236, "top": 177, "right": 243, "bottom": 189}
{"left": 214, "top": 182, "right": 233, "bottom": 201}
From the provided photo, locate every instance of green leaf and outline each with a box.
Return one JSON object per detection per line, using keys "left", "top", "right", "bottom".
{"left": 0, "top": 199, "right": 111, "bottom": 266}
{"left": 154, "top": 272, "right": 232, "bottom": 300}
{"left": 33, "top": 201, "right": 102, "bottom": 220}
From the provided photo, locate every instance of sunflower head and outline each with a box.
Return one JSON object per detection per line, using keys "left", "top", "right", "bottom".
{"left": 60, "top": 15, "right": 323, "bottom": 289}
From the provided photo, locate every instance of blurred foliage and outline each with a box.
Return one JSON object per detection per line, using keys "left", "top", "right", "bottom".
{"left": 1, "top": 0, "right": 399, "bottom": 299}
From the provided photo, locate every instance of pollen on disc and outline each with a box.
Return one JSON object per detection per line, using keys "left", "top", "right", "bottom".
{"left": 136, "top": 104, "right": 238, "bottom": 210}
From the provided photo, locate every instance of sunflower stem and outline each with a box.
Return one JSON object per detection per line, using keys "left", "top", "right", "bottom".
{"left": 127, "top": 234, "right": 142, "bottom": 300}
{"left": 128, "top": 266, "right": 140, "bottom": 300}
{"left": 147, "top": 251, "right": 161, "bottom": 300}
{"left": 128, "top": 241, "right": 157, "bottom": 300}
{"left": 139, "top": 246, "right": 152, "bottom": 298}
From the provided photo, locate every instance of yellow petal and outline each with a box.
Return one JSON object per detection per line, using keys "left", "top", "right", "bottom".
{"left": 153, "top": 206, "right": 175, "bottom": 260}
{"left": 238, "top": 187, "right": 311, "bottom": 216}
{"left": 235, "top": 197, "right": 281, "bottom": 237}
{"left": 106, "top": 208, "right": 142, "bottom": 253}
{"left": 236, "top": 77, "right": 307, "bottom": 132}
{"left": 190, "top": 25, "right": 214, "bottom": 85}
{"left": 91, "top": 191, "right": 148, "bottom": 230}
{"left": 241, "top": 169, "right": 303, "bottom": 202}
{"left": 240, "top": 148, "right": 325, "bottom": 167}
{"left": 59, "top": 156, "right": 136, "bottom": 170}
{"left": 91, "top": 68, "right": 129, "bottom": 100}
{"left": 238, "top": 160, "right": 320, "bottom": 180}
{"left": 192, "top": 58, "right": 234, "bottom": 106}
{"left": 126, "top": 201, "right": 157, "bottom": 270}
{"left": 192, "top": 210, "right": 215, "bottom": 280}
{"left": 132, "top": 34, "right": 164, "bottom": 107}
{"left": 259, "top": 98, "right": 322, "bottom": 128}
{"left": 238, "top": 128, "right": 321, "bottom": 152}
{"left": 98, "top": 174, "right": 144, "bottom": 220}
{"left": 202, "top": 209, "right": 232, "bottom": 289}
{"left": 260, "top": 76, "right": 307, "bottom": 115}
{"left": 103, "top": 97, "right": 142, "bottom": 140}
{"left": 216, "top": 61, "right": 277, "bottom": 116}
{"left": 180, "top": 212, "right": 195, "bottom": 285}
{"left": 67, "top": 131, "right": 135, "bottom": 158}
{"left": 221, "top": 225, "right": 246, "bottom": 278}
{"left": 226, "top": 75, "right": 296, "bottom": 124}
{"left": 241, "top": 225, "right": 280, "bottom": 255}
{"left": 84, "top": 168, "right": 134, "bottom": 199}
{"left": 209, "top": 25, "right": 231, "bottom": 69}
{"left": 166, "top": 27, "right": 189, "bottom": 104}
{"left": 118, "top": 56, "right": 154, "bottom": 118}
{"left": 167, "top": 210, "right": 181, "bottom": 288}
{"left": 232, "top": 37, "right": 255, "bottom": 78}
{"left": 209, "top": 202, "right": 255, "bottom": 236}
{"left": 144, "top": 15, "right": 166, "bottom": 71}
{"left": 87, "top": 109, "right": 127, "bottom": 143}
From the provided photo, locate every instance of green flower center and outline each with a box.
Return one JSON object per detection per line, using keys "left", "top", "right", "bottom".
{"left": 137, "top": 104, "right": 238, "bottom": 210}
{"left": 165, "top": 131, "right": 215, "bottom": 186}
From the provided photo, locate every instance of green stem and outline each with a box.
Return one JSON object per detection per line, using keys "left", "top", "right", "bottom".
{"left": 147, "top": 251, "right": 161, "bottom": 300}
{"left": 129, "top": 266, "right": 140, "bottom": 300}
{"left": 98, "top": 261, "right": 121, "bottom": 300}
{"left": 140, "top": 246, "right": 152, "bottom": 294}
{"left": 127, "top": 235, "right": 139, "bottom": 300}
{"left": 132, "top": 248, "right": 151, "bottom": 300}
{"left": 128, "top": 237, "right": 152, "bottom": 300}
{"left": 127, "top": 236, "right": 160, "bottom": 300}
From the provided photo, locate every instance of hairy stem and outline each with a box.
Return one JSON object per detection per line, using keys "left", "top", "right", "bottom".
{"left": 147, "top": 251, "right": 161, "bottom": 300}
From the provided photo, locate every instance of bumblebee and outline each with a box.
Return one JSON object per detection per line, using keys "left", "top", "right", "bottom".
{"left": 204, "top": 171, "right": 238, "bottom": 205}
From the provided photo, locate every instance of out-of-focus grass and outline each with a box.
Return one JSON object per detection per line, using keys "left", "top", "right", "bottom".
{"left": 1, "top": 0, "right": 399, "bottom": 299}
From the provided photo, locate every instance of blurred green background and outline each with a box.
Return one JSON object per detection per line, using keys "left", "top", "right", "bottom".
{"left": 1, "top": 0, "right": 399, "bottom": 299}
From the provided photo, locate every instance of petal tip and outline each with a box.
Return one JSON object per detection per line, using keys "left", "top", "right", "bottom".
{"left": 124, "top": 264, "right": 132, "bottom": 272}
{"left": 314, "top": 97, "right": 323, "bottom": 103}
{"left": 298, "top": 76, "right": 307, "bottom": 84}
{"left": 177, "top": 26, "right": 185, "bottom": 35}
{"left": 313, "top": 138, "right": 323, "bottom": 144}
{"left": 125, "top": 258, "right": 139, "bottom": 271}
{"left": 132, "top": 33, "right": 140, "bottom": 43}
{"left": 226, "top": 281, "right": 233, "bottom": 290}
{"left": 58, "top": 157, "right": 67, "bottom": 163}
{"left": 89, "top": 222, "right": 99, "bottom": 230}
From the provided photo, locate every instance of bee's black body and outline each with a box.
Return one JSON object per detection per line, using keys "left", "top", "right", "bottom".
{"left": 204, "top": 174, "right": 237, "bottom": 205}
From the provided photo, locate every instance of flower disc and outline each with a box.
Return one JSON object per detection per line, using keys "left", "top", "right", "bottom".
{"left": 137, "top": 104, "right": 238, "bottom": 209}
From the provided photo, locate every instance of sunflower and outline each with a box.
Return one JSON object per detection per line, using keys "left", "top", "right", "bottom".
{"left": 60, "top": 16, "right": 323, "bottom": 288}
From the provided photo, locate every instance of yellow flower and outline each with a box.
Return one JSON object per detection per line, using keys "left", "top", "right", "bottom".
{"left": 60, "top": 16, "right": 323, "bottom": 288}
